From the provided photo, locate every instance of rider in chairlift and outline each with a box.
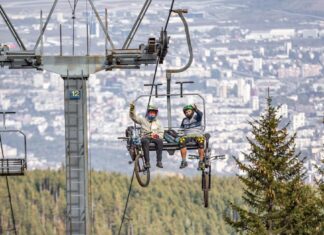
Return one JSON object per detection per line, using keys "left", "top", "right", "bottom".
{"left": 179, "top": 104, "right": 205, "bottom": 170}
{"left": 129, "top": 102, "right": 164, "bottom": 169}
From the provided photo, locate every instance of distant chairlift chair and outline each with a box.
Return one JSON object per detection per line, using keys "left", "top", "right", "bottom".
{"left": 0, "top": 112, "right": 27, "bottom": 176}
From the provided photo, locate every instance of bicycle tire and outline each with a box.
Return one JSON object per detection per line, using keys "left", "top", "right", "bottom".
{"left": 203, "top": 172, "right": 209, "bottom": 207}
{"left": 134, "top": 154, "right": 150, "bottom": 187}
{"left": 208, "top": 164, "right": 212, "bottom": 190}
{"left": 201, "top": 170, "right": 209, "bottom": 207}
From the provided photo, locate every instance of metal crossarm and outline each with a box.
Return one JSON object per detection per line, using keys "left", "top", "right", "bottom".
{"left": 0, "top": 5, "right": 26, "bottom": 50}
{"left": 123, "top": 0, "right": 152, "bottom": 49}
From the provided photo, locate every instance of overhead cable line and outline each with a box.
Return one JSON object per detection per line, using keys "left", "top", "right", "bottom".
{"left": 164, "top": 0, "right": 175, "bottom": 31}
{"left": 147, "top": 57, "right": 160, "bottom": 109}
{"left": 147, "top": 0, "right": 175, "bottom": 108}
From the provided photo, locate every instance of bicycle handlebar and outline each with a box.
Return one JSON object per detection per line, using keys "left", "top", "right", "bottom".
{"left": 188, "top": 154, "right": 199, "bottom": 159}
{"left": 210, "top": 155, "right": 225, "bottom": 160}
{"left": 188, "top": 154, "right": 225, "bottom": 160}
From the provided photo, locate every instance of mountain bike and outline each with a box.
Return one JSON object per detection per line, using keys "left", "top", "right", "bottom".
{"left": 118, "top": 127, "right": 150, "bottom": 187}
{"left": 189, "top": 134, "right": 225, "bottom": 207}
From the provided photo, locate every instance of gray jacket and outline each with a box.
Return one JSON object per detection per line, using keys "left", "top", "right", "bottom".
{"left": 130, "top": 108, "right": 164, "bottom": 138}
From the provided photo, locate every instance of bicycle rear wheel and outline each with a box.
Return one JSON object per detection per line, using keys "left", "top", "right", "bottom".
{"left": 134, "top": 154, "right": 150, "bottom": 187}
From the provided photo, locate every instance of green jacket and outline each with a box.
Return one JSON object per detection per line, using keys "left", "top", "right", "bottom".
{"left": 129, "top": 107, "right": 164, "bottom": 138}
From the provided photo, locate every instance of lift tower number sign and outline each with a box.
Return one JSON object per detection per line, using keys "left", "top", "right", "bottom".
{"left": 69, "top": 89, "right": 81, "bottom": 100}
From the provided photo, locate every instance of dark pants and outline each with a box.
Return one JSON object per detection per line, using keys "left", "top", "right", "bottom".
{"left": 141, "top": 138, "right": 163, "bottom": 163}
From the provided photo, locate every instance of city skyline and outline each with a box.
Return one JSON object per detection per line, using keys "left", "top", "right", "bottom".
{"left": 0, "top": 0, "right": 323, "bottom": 181}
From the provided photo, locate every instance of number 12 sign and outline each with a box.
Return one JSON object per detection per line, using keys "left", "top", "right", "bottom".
{"left": 69, "top": 90, "right": 81, "bottom": 100}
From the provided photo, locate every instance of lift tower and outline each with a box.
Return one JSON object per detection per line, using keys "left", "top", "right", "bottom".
{"left": 0, "top": 1, "right": 169, "bottom": 234}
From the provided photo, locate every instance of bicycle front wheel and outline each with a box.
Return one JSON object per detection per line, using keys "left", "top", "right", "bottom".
{"left": 134, "top": 154, "right": 150, "bottom": 187}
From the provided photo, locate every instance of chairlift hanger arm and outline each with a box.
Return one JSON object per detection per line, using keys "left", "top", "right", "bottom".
{"left": 166, "top": 9, "right": 193, "bottom": 75}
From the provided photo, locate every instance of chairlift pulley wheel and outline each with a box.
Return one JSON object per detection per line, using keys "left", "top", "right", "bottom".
{"left": 158, "top": 30, "right": 169, "bottom": 64}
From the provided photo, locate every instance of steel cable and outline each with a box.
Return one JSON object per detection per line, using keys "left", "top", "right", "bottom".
{"left": 117, "top": 170, "right": 135, "bottom": 235}
{"left": 118, "top": 1, "right": 176, "bottom": 233}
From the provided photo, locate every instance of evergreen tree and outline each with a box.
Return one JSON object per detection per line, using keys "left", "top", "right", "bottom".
{"left": 314, "top": 158, "right": 324, "bottom": 233}
{"left": 224, "top": 94, "right": 320, "bottom": 234}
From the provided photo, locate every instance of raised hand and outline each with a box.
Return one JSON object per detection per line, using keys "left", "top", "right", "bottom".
{"left": 130, "top": 101, "right": 135, "bottom": 112}
{"left": 192, "top": 103, "right": 198, "bottom": 111}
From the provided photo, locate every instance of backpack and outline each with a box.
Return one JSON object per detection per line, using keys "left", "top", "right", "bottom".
{"left": 164, "top": 129, "right": 180, "bottom": 143}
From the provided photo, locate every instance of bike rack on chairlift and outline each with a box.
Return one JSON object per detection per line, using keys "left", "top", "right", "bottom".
{"left": 0, "top": 112, "right": 27, "bottom": 176}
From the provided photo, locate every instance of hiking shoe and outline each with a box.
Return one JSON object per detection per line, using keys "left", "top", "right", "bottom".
{"left": 179, "top": 160, "right": 188, "bottom": 169}
{"left": 156, "top": 161, "right": 163, "bottom": 168}
{"left": 144, "top": 162, "right": 151, "bottom": 169}
{"left": 198, "top": 160, "right": 205, "bottom": 171}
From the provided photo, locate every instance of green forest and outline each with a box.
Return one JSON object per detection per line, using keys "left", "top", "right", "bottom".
{"left": 0, "top": 170, "right": 243, "bottom": 235}
{"left": 1, "top": 97, "right": 322, "bottom": 235}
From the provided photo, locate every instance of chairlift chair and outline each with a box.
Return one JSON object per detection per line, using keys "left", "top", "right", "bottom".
{"left": 0, "top": 112, "right": 27, "bottom": 176}
{"left": 132, "top": 86, "right": 208, "bottom": 155}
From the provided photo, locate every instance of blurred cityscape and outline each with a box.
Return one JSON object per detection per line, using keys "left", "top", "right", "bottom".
{"left": 0, "top": 0, "right": 323, "bottom": 181}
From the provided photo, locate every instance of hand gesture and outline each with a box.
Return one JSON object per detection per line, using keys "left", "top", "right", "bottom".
{"left": 130, "top": 101, "right": 135, "bottom": 112}
{"left": 192, "top": 103, "right": 198, "bottom": 111}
